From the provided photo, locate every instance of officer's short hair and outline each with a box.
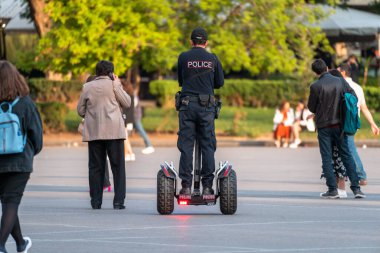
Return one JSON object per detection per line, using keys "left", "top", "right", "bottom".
{"left": 96, "top": 60, "right": 114, "bottom": 76}
{"left": 311, "top": 59, "right": 327, "bottom": 75}
{"left": 339, "top": 63, "right": 351, "bottom": 77}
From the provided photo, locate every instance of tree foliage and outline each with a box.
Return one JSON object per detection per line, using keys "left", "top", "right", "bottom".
{"left": 173, "top": 0, "right": 333, "bottom": 79}
{"left": 37, "top": 0, "right": 333, "bottom": 79}
{"left": 38, "top": 0, "right": 180, "bottom": 75}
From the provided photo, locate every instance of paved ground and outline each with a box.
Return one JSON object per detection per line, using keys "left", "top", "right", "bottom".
{"left": 4, "top": 146, "right": 380, "bottom": 253}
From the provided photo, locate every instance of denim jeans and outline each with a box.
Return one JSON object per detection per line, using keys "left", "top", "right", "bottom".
{"left": 347, "top": 134, "right": 366, "bottom": 180}
{"left": 134, "top": 120, "right": 152, "bottom": 147}
{"left": 318, "top": 127, "right": 360, "bottom": 191}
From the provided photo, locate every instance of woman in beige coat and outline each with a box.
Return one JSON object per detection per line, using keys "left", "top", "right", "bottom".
{"left": 77, "top": 60, "right": 131, "bottom": 209}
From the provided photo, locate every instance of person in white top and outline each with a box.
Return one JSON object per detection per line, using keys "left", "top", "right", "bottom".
{"left": 273, "top": 101, "right": 294, "bottom": 148}
{"left": 289, "top": 101, "right": 315, "bottom": 148}
{"left": 338, "top": 63, "right": 379, "bottom": 188}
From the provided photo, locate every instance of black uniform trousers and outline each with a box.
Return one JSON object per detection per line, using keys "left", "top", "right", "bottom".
{"left": 177, "top": 102, "right": 216, "bottom": 189}
{"left": 88, "top": 139, "right": 125, "bottom": 206}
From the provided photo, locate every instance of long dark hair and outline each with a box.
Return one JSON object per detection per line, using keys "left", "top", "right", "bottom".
{"left": 0, "top": 61, "right": 29, "bottom": 101}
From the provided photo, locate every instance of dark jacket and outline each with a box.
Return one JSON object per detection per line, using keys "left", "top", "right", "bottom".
{"left": 178, "top": 47, "right": 224, "bottom": 96}
{"left": 0, "top": 96, "right": 43, "bottom": 173}
{"left": 308, "top": 73, "right": 355, "bottom": 129}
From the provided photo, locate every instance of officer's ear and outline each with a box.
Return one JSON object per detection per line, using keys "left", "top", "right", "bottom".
{"left": 205, "top": 40, "right": 209, "bottom": 47}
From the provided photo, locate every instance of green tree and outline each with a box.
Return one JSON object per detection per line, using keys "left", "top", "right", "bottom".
{"left": 175, "top": 0, "right": 332, "bottom": 78}
{"left": 38, "top": 0, "right": 180, "bottom": 76}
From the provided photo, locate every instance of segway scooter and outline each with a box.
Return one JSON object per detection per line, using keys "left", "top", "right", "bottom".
{"left": 157, "top": 136, "right": 237, "bottom": 215}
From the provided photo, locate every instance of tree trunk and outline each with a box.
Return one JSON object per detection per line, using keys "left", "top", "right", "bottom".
{"left": 26, "top": 0, "right": 51, "bottom": 37}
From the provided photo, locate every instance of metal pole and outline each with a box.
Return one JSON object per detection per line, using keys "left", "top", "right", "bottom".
{"left": 0, "top": 26, "right": 4, "bottom": 59}
{"left": 1, "top": 27, "right": 6, "bottom": 60}
{"left": 0, "top": 18, "right": 11, "bottom": 60}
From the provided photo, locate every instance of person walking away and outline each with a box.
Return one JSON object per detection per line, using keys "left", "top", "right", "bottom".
{"left": 177, "top": 27, "right": 224, "bottom": 196}
{"left": 77, "top": 60, "right": 131, "bottom": 209}
{"left": 133, "top": 89, "right": 155, "bottom": 154}
{"left": 338, "top": 63, "right": 379, "bottom": 185}
{"left": 0, "top": 61, "right": 43, "bottom": 253}
{"left": 273, "top": 101, "right": 294, "bottom": 148}
{"left": 308, "top": 59, "right": 365, "bottom": 199}
{"left": 121, "top": 81, "right": 135, "bottom": 162}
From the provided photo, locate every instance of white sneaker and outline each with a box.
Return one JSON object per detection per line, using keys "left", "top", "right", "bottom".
{"left": 142, "top": 146, "right": 155, "bottom": 154}
{"left": 274, "top": 140, "right": 281, "bottom": 148}
{"left": 130, "top": 153, "right": 136, "bottom": 161}
{"left": 17, "top": 237, "right": 32, "bottom": 253}
{"left": 282, "top": 143, "right": 288, "bottom": 148}
{"left": 338, "top": 189, "right": 347, "bottom": 199}
{"left": 290, "top": 139, "right": 302, "bottom": 149}
{"left": 125, "top": 154, "right": 131, "bottom": 161}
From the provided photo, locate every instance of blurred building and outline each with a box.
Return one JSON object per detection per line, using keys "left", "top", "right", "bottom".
{"left": 317, "top": 5, "right": 380, "bottom": 78}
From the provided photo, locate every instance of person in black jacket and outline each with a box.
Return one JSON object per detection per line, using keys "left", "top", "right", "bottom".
{"left": 308, "top": 59, "right": 364, "bottom": 199}
{"left": 0, "top": 61, "right": 43, "bottom": 253}
{"left": 177, "top": 27, "right": 224, "bottom": 195}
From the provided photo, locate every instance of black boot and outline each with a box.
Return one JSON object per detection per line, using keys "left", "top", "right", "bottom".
{"left": 179, "top": 187, "right": 191, "bottom": 195}
{"left": 202, "top": 187, "right": 214, "bottom": 195}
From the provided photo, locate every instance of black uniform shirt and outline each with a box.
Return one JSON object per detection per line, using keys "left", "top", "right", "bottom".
{"left": 177, "top": 47, "right": 224, "bottom": 96}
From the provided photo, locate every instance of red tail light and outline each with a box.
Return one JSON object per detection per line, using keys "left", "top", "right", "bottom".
{"left": 179, "top": 200, "right": 188, "bottom": 205}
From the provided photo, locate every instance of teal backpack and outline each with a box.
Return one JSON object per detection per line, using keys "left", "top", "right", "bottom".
{"left": 340, "top": 83, "right": 361, "bottom": 135}
{"left": 0, "top": 97, "right": 27, "bottom": 154}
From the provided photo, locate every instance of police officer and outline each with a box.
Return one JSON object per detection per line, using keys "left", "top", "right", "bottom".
{"left": 177, "top": 27, "right": 224, "bottom": 196}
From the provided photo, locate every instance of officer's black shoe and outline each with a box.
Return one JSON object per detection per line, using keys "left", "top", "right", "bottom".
{"left": 179, "top": 187, "right": 191, "bottom": 195}
{"left": 202, "top": 187, "right": 214, "bottom": 195}
{"left": 113, "top": 203, "right": 126, "bottom": 209}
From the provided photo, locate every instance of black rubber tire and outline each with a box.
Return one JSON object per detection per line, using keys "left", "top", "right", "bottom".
{"left": 157, "top": 170, "right": 175, "bottom": 215}
{"left": 219, "top": 169, "right": 237, "bottom": 215}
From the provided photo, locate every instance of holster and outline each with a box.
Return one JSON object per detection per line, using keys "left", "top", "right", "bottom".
{"left": 199, "top": 95, "right": 209, "bottom": 107}
{"left": 215, "top": 99, "right": 222, "bottom": 119}
{"left": 175, "top": 91, "right": 181, "bottom": 111}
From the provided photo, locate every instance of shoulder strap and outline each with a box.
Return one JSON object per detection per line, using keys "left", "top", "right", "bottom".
{"left": 11, "top": 97, "right": 20, "bottom": 107}
{"left": 0, "top": 97, "right": 19, "bottom": 113}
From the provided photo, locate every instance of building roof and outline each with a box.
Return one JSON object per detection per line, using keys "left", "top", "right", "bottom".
{"left": 318, "top": 5, "right": 380, "bottom": 42}
{"left": 0, "top": 0, "right": 35, "bottom": 32}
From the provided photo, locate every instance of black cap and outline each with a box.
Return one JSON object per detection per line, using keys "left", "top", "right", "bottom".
{"left": 191, "top": 27, "right": 208, "bottom": 41}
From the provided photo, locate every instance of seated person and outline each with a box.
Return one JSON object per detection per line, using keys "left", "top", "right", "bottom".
{"left": 273, "top": 101, "right": 294, "bottom": 148}
{"left": 290, "top": 100, "right": 315, "bottom": 148}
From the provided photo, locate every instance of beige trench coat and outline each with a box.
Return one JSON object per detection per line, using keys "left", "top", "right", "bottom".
{"left": 77, "top": 76, "right": 131, "bottom": 142}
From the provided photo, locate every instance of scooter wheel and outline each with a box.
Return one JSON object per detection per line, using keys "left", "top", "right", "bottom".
{"left": 219, "top": 169, "right": 237, "bottom": 215}
{"left": 157, "top": 170, "right": 175, "bottom": 215}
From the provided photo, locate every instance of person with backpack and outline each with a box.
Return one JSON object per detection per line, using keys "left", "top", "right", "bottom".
{"left": 0, "top": 61, "right": 43, "bottom": 253}
{"left": 307, "top": 59, "right": 365, "bottom": 199}
{"left": 338, "top": 63, "right": 379, "bottom": 185}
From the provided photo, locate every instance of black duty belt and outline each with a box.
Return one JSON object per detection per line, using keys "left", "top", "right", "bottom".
{"left": 187, "top": 96, "right": 199, "bottom": 102}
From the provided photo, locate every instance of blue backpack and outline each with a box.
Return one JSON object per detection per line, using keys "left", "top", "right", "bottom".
{"left": 0, "top": 97, "right": 27, "bottom": 154}
{"left": 340, "top": 83, "right": 361, "bottom": 135}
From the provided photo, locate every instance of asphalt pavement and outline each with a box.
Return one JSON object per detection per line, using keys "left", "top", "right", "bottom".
{"left": 4, "top": 146, "right": 380, "bottom": 253}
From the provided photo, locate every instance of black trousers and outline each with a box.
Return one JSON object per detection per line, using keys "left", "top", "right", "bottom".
{"left": 88, "top": 140, "right": 125, "bottom": 206}
{"left": 177, "top": 102, "right": 216, "bottom": 188}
